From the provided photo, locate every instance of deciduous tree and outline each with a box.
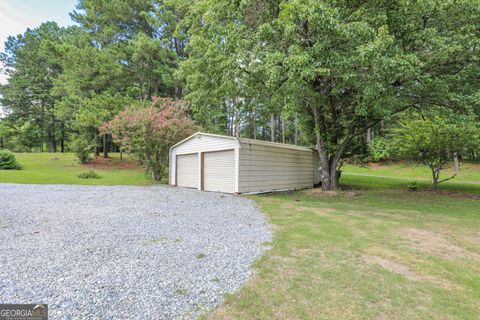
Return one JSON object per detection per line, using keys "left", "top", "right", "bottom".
{"left": 394, "top": 112, "right": 479, "bottom": 189}
{"left": 181, "top": 0, "right": 480, "bottom": 190}
{"left": 101, "top": 98, "right": 198, "bottom": 181}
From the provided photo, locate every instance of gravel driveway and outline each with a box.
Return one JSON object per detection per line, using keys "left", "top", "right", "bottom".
{"left": 0, "top": 184, "right": 271, "bottom": 319}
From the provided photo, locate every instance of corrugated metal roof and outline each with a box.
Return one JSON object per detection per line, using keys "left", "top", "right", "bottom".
{"left": 238, "top": 137, "right": 314, "bottom": 152}
{"left": 171, "top": 132, "right": 314, "bottom": 152}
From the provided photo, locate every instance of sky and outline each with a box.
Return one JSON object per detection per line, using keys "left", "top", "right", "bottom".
{"left": 0, "top": 0, "right": 77, "bottom": 85}
{"left": 0, "top": 0, "right": 77, "bottom": 116}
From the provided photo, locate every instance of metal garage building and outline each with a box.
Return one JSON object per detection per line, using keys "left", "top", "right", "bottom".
{"left": 169, "top": 132, "right": 320, "bottom": 194}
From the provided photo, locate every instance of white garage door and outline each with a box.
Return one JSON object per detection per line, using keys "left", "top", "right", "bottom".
{"left": 176, "top": 153, "right": 199, "bottom": 189}
{"left": 203, "top": 150, "right": 235, "bottom": 193}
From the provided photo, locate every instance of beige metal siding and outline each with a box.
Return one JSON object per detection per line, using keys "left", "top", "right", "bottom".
{"left": 170, "top": 132, "right": 317, "bottom": 194}
{"left": 203, "top": 150, "right": 235, "bottom": 193}
{"left": 238, "top": 142, "right": 314, "bottom": 193}
{"left": 170, "top": 133, "right": 239, "bottom": 187}
{"left": 176, "top": 153, "right": 199, "bottom": 188}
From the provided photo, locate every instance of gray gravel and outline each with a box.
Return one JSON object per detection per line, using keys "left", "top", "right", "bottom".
{"left": 0, "top": 184, "right": 271, "bottom": 319}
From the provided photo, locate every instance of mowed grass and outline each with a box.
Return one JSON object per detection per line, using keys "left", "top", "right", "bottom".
{"left": 3, "top": 154, "right": 480, "bottom": 318}
{"left": 209, "top": 180, "right": 480, "bottom": 319}
{"left": 0, "top": 153, "right": 153, "bottom": 185}
{"left": 342, "top": 162, "right": 480, "bottom": 195}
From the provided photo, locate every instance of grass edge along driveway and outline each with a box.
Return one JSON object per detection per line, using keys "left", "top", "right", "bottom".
{"left": 207, "top": 188, "right": 480, "bottom": 320}
{"left": 0, "top": 153, "right": 152, "bottom": 186}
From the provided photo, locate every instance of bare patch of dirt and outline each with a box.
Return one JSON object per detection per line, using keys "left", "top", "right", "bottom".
{"left": 366, "top": 162, "right": 390, "bottom": 169}
{"left": 400, "top": 227, "right": 480, "bottom": 261}
{"left": 342, "top": 209, "right": 420, "bottom": 224}
{"left": 290, "top": 246, "right": 322, "bottom": 259}
{"left": 415, "top": 190, "right": 480, "bottom": 200}
{"left": 362, "top": 254, "right": 457, "bottom": 289}
{"left": 305, "top": 189, "right": 361, "bottom": 198}
{"left": 295, "top": 206, "right": 337, "bottom": 216}
{"left": 461, "top": 162, "right": 480, "bottom": 170}
{"left": 363, "top": 255, "right": 419, "bottom": 281}
{"left": 83, "top": 156, "right": 142, "bottom": 170}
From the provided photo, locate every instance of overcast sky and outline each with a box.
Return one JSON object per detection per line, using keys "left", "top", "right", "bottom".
{"left": 0, "top": 0, "right": 77, "bottom": 85}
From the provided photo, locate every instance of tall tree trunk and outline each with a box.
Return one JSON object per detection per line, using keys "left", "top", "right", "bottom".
{"left": 380, "top": 120, "right": 385, "bottom": 136}
{"left": 174, "top": 36, "right": 184, "bottom": 99}
{"left": 431, "top": 167, "right": 439, "bottom": 190}
{"left": 48, "top": 122, "right": 56, "bottom": 153}
{"left": 234, "top": 102, "right": 240, "bottom": 138}
{"left": 366, "top": 128, "right": 373, "bottom": 144}
{"left": 229, "top": 112, "right": 234, "bottom": 136}
{"left": 60, "top": 122, "right": 65, "bottom": 153}
{"left": 270, "top": 113, "right": 275, "bottom": 142}
{"left": 453, "top": 152, "right": 460, "bottom": 175}
{"left": 252, "top": 111, "right": 257, "bottom": 139}
{"left": 294, "top": 113, "right": 298, "bottom": 145}
{"left": 103, "top": 133, "right": 109, "bottom": 158}
{"left": 94, "top": 128, "right": 100, "bottom": 157}
{"left": 313, "top": 106, "right": 350, "bottom": 190}
{"left": 281, "top": 117, "right": 286, "bottom": 143}
{"left": 40, "top": 102, "right": 45, "bottom": 153}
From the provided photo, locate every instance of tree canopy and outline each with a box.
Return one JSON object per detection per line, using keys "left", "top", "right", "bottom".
{"left": 0, "top": 0, "right": 479, "bottom": 188}
{"left": 394, "top": 110, "right": 479, "bottom": 188}
{"left": 180, "top": 0, "right": 480, "bottom": 189}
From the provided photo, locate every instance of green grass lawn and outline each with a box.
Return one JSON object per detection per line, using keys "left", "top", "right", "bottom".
{"left": 2, "top": 154, "right": 480, "bottom": 318}
{"left": 0, "top": 153, "right": 153, "bottom": 185}
{"left": 208, "top": 176, "right": 480, "bottom": 319}
{"left": 343, "top": 161, "right": 480, "bottom": 184}
{"left": 340, "top": 161, "right": 480, "bottom": 195}
{"left": 343, "top": 161, "right": 480, "bottom": 182}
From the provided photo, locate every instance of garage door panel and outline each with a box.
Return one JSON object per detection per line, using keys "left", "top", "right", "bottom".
{"left": 203, "top": 150, "right": 235, "bottom": 193}
{"left": 177, "top": 153, "right": 198, "bottom": 189}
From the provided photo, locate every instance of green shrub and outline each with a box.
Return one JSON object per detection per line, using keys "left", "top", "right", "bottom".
{"left": 77, "top": 170, "right": 102, "bottom": 179}
{"left": 0, "top": 149, "right": 21, "bottom": 170}
{"left": 73, "top": 138, "right": 91, "bottom": 164}
{"left": 368, "top": 137, "right": 392, "bottom": 162}
{"left": 408, "top": 181, "right": 418, "bottom": 192}
{"left": 348, "top": 154, "right": 368, "bottom": 165}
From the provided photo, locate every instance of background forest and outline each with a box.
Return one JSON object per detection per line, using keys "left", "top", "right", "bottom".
{"left": 0, "top": 0, "right": 479, "bottom": 189}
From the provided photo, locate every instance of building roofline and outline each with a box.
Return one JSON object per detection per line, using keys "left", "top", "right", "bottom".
{"left": 169, "top": 132, "right": 239, "bottom": 154}
{"left": 170, "top": 131, "right": 314, "bottom": 153}
{"left": 238, "top": 137, "right": 314, "bottom": 152}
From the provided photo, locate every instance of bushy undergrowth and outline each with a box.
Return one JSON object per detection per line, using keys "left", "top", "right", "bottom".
{"left": 408, "top": 181, "right": 418, "bottom": 191}
{"left": 0, "top": 149, "right": 21, "bottom": 170}
{"left": 73, "top": 138, "right": 91, "bottom": 164}
{"left": 77, "top": 170, "right": 101, "bottom": 179}
{"left": 368, "top": 137, "right": 393, "bottom": 162}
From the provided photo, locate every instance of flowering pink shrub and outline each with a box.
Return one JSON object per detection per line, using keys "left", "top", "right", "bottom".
{"left": 101, "top": 98, "right": 199, "bottom": 181}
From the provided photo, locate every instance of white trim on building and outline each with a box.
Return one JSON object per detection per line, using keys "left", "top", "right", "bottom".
{"left": 169, "top": 132, "right": 320, "bottom": 194}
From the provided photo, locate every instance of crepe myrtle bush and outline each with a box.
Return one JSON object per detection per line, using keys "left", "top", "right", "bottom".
{"left": 0, "top": 149, "right": 21, "bottom": 170}
{"left": 101, "top": 97, "right": 199, "bottom": 181}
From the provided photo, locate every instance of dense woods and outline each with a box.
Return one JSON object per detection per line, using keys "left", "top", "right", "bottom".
{"left": 1, "top": 0, "right": 479, "bottom": 189}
